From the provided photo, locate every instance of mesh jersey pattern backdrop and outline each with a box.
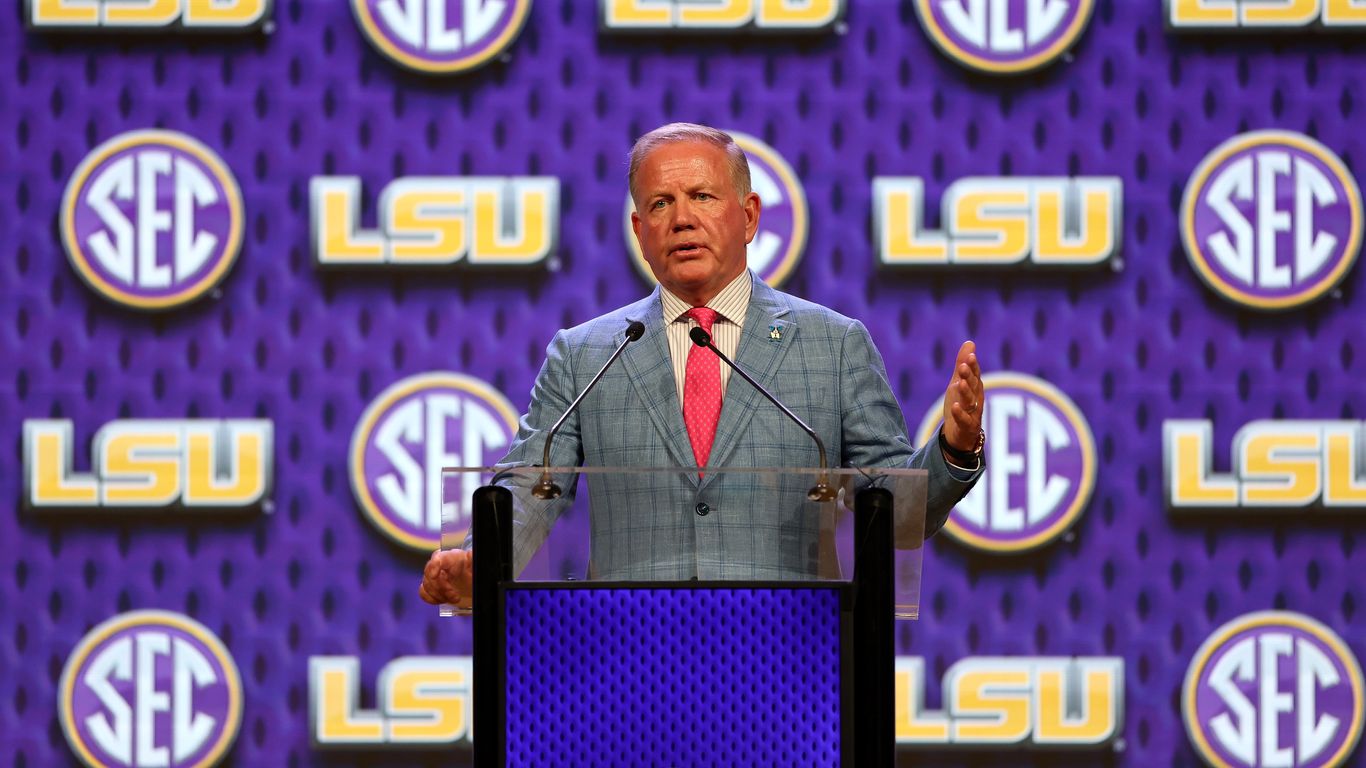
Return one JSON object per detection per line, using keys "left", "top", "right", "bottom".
{"left": 2, "top": 1, "right": 1364, "bottom": 766}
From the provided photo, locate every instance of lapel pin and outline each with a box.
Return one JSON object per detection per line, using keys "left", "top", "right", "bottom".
{"left": 768, "top": 325, "right": 782, "bottom": 341}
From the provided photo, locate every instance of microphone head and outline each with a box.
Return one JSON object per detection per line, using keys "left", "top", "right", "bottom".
{"left": 689, "top": 327, "right": 712, "bottom": 347}
{"left": 624, "top": 320, "right": 645, "bottom": 341}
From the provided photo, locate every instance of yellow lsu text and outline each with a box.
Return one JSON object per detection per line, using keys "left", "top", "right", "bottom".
{"left": 874, "top": 177, "right": 1122, "bottom": 266}
{"left": 602, "top": 0, "right": 841, "bottom": 29}
{"left": 28, "top": 0, "right": 268, "bottom": 28}
{"left": 24, "top": 419, "right": 272, "bottom": 510}
{"left": 311, "top": 176, "right": 559, "bottom": 267}
{"left": 310, "top": 657, "right": 470, "bottom": 748}
{"left": 1168, "top": 0, "right": 1366, "bottom": 28}
{"left": 896, "top": 657, "right": 1124, "bottom": 746}
{"left": 1165, "top": 420, "right": 1366, "bottom": 509}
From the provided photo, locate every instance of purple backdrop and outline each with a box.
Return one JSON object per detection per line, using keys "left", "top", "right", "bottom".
{"left": 2, "top": 0, "right": 1364, "bottom": 766}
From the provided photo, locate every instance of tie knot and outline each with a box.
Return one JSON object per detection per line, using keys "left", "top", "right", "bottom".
{"left": 685, "top": 307, "right": 719, "bottom": 332}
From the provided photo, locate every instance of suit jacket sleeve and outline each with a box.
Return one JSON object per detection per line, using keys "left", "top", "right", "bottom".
{"left": 837, "top": 319, "right": 980, "bottom": 537}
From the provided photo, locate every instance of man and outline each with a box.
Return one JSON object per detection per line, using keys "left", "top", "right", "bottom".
{"left": 420, "top": 123, "right": 984, "bottom": 607}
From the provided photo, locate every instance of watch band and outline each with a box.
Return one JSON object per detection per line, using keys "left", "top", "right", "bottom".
{"left": 938, "top": 428, "right": 985, "bottom": 466}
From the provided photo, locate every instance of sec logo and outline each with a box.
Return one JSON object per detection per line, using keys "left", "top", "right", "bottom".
{"left": 624, "top": 131, "right": 807, "bottom": 288}
{"left": 915, "top": 372, "right": 1095, "bottom": 553}
{"left": 1184, "top": 611, "right": 1364, "bottom": 768}
{"left": 1182, "top": 131, "right": 1362, "bottom": 311}
{"left": 59, "top": 610, "right": 242, "bottom": 768}
{"left": 60, "top": 130, "right": 244, "bottom": 311}
{"left": 350, "top": 372, "right": 519, "bottom": 551}
{"left": 914, "top": 0, "right": 1095, "bottom": 74}
{"left": 351, "top": 0, "right": 531, "bottom": 74}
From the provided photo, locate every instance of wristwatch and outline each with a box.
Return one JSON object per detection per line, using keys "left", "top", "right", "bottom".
{"left": 939, "top": 428, "right": 985, "bottom": 467}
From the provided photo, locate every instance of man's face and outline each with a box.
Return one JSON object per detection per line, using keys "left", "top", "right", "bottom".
{"left": 631, "top": 140, "right": 761, "bottom": 304}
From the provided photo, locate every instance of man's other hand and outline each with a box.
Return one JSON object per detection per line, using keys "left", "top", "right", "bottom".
{"left": 419, "top": 549, "right": 473, "bottom": 609}
{"left": 941, "top": 340, "right": 984, "bottom": 454}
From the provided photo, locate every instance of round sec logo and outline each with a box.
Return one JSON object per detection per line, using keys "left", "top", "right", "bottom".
{"left": 1182, "top": 131, "right": 1362, "bottom": 311}
{"left": 59, "top": 610, "right": 243, "bottom": 768}
{"left": 351, "top": 0, "right": 531, "bottom": 74}
{"left": 914, "top": 0, "right": 1095, "bottom": 74}
{"left": 350, "top": 371, "right": 520, "bottom": 551}
{"left": 625, "top": 131, "right": 808, "bottom": 289}
{"left": 61, "top": 130, "right": 244, "bottom": 311}
{"left": 914, "top": 372, "right": 1095, "bottom": 553}
{"left": 1183, "top": 611, "right": 1364, "bottom": 768}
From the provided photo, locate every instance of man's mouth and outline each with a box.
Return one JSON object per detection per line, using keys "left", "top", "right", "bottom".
{"left": 671, "top": 242, "right": 705, "bottom": 256}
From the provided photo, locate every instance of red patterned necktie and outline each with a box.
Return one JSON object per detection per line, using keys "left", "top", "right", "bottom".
{"left": 683, "top": 307, "right": 723, "bottom": 472}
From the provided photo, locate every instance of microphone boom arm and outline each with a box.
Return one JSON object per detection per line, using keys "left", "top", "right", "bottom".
{"left": 690, "top": 327, "right": 837, "bottom": 502}
{"left": 532, "top": 321, "right": 645, "bottom": 499}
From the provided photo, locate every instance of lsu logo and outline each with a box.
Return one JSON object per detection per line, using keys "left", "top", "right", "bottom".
{"left": 914, "top": 0, "right": 1096, "bottom": 74}
{"left": 874, "top": 176, "right": 1122, "bottom": 266}
{"left": 1168, "top": 0, "right": 1366, "bottom": 30}
{"left": 61, "top": 130, "right": 244, "bottom": 311}
{"left": 311, "top": 176, "right": 559, "bottom": 267}
{"left": 915, "top": 373, "right": 1096, "bottom": 553}
{"left": 625, "top": 131, "right": 807, "bottom": 288}
{"left": 310, "top": 656, "right": 471, "bottom": 748}
{"left": 1184, "top": 612, "right": 1364, "bottom": 768}
{"left": 23, "top": 419, "right": 272, "bottom": 511}
{"left": 1164, "top": 420, "right": 1366, "bottom": 510}
{"left": 59, "top": 610, "right": 242, "bottom": 768}
{"left": 351, "top": 0, "right": 531, "bottom": 74}
{"left": 26, "top": 0, "right": 270, "bottom": 29}
{"left": 1182, "top": 131, "right": 1362, "bottom": 311}
{"left": 350, "top": 372, "right": 519, "bottom": 551}
{"left": 601, "top": 0, "right": 844, "bottom": 31}
{"left": 897, "top": 656, "right": 1123, "bottom": 746}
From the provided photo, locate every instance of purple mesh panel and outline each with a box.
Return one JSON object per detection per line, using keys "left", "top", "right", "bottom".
{"left": 504, "top": 587, "right": 842, "bottom": 767}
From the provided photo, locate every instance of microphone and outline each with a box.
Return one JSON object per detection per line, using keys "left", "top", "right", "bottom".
{"left": 531, "top": 320, "right": 646, "bottom": 499}
{"left": 689, "top": 327, "right": 837, "bottom": 502}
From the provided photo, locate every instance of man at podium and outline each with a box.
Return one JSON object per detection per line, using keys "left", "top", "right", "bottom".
{"left": 421, "top": 123, "right": 984, "bottom": 607}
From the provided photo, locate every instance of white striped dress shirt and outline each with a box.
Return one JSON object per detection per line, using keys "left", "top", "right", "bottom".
{"left": 660, "top": 270, "right": 752, "bottom": 404}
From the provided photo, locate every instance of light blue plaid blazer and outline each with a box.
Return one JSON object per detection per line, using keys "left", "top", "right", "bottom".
{"left": 495, "top": 272, "right": 979, "bottom": 580}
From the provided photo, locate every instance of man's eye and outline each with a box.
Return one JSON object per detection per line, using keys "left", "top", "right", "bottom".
{"left": 696, "top": 193, "right": 712, "bottom": 200}
{"left": 651, "top": 199, "right": 667, "bottom": 209}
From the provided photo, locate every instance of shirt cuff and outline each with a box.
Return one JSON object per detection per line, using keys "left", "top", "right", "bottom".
{"left": 944, "top": 456, "right": 982, "bottom": 480}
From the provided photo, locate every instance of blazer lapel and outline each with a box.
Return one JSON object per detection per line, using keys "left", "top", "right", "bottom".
{"left": 700, "top": 276, "right": 795, "bottom": 485}
{"left": 621, "top": 288, "right": 698, "bottom": 479}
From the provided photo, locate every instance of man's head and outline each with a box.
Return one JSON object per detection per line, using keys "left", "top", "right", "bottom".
{"left": 629, "top": 123, "right": 761, "bottom": 306}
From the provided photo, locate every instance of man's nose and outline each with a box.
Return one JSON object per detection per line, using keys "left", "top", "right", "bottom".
{"left": 671, "top": 198, "right": 698, "bottom": 230}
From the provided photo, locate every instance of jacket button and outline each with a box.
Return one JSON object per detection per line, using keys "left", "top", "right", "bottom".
{"left": 694, "top": 502, "right": 710, "bottom": 517}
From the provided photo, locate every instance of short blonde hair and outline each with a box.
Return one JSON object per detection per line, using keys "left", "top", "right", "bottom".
{"left": 628, "top": 122, "right": 752, "bottom": 202}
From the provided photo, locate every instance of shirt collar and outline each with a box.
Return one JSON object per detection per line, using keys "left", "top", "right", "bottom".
{"left": 661, "top": 269, "right": 753, "bottom": 325}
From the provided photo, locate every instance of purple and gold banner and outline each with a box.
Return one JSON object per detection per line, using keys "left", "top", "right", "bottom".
{"left": 3, "top": 1, "right": 1365, "bottom": 766}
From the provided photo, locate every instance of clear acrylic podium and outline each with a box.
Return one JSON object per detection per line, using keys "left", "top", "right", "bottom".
{"left": 440, "top": 465, "right": 928, "bottom": 768}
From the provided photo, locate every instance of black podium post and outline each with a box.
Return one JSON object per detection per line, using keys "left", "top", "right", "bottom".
{"left": 852, "top": 486, "right": 895, "bottom": 767}
{"left": 472, "top": 486, "right": 512, "bottom": 768}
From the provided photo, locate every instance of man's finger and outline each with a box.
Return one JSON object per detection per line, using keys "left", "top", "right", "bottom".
{"left": 956, "top": 340, "right": 974, "bottom": 367}
{"left": 945, "top": 404, "right": 978, "bottom": 434}
{"left": 958, "top": 379, "right": 979, "bottom": 412}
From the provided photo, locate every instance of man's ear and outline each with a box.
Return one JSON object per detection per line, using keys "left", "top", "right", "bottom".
{"left": 743, "top": 192, "right": 762, "bottom": 244}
